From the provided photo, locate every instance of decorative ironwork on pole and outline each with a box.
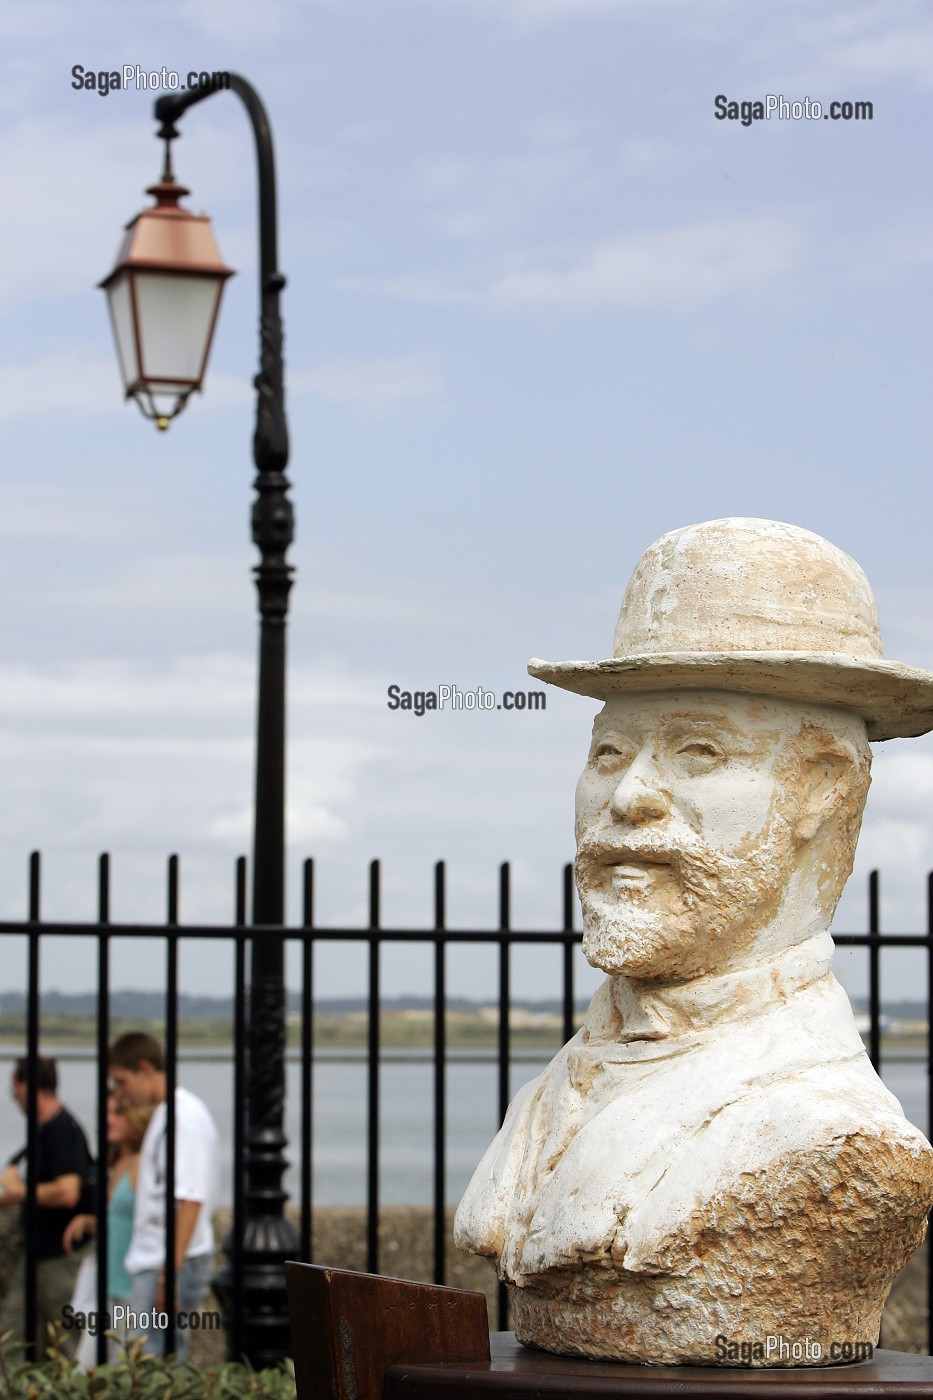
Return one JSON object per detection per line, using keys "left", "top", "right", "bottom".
{"left": 152, "top": 74, "right": 299, "bottom": 1368}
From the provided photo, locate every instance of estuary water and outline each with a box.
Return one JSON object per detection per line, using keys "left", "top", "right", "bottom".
{"left": 0, "top": 1047, "right": 928, "bottom": 1207}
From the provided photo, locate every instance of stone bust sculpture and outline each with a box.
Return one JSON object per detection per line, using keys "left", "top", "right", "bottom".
{"left": 454, "top": 517, "right": 933, "bottom": 1367}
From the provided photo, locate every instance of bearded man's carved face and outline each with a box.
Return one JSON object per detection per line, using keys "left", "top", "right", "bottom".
{"left": 574, "top": 691, "right": 867, "bottom": 983}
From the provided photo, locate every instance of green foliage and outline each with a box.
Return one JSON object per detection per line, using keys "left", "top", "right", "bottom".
{"left": 0, "top": 1327, "right": 297, "bottom": 1399}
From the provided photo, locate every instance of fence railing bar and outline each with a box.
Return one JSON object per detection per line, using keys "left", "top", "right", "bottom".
{"left": 97, "top": 852, "right": 110, "bottom": 927}
{"left": 366, "top": 860, "right": 381, "bottom": 1275}
{"left": 167, "top": 852, "right": 179, "bottom": 926}
{"left": 231, "top": 856, "right": 248, "bottom": 1353}
{"left": 94, "top": 916, "right": 111, "bottom": 1366}
{"left": 28, "top": 851, "right": 40, "bottom": 924}
{"left": 561, "top": 863, "right": 575, "bottom": 1045}
{"left": 1, "top": 918, "right": 929, "bottom": 951}
{"left": 300, "top": 858, "right": 314, "bottom": 1265}
{"left": 868, "top": 870, "right": 881, "bottom": 1073}
{"left": 433, "top": 861, "right": 447, "bottom": 1286}
{"left": 164, "top": 854, "right": 179, "bottom": 1356}
{"left": 497, "top": 861, "right": 511, "bottom": 1333}
{"left": 23, "top": 852, "right": 40, "bottom": 1359}
{"left": 928, "top": 871, "right": 933, "bottom": 1359}
{"left": 497, "top": 863, "right": 512, "bottom": 1130}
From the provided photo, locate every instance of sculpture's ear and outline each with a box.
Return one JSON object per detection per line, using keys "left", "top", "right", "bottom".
{"left": 792, "top": 729, "right": 858, "bottom": 844}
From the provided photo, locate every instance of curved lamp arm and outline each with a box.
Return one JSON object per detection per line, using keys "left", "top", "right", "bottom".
{"left": 155, "top": 75, "right": 288, "bottom": 473}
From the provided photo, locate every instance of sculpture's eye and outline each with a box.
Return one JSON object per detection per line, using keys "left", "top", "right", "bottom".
{"left": 592, "top": 740, "right": 632, "bottom": 772}
{"left": 674, "top": 739, "right": 724, "bottom": 773}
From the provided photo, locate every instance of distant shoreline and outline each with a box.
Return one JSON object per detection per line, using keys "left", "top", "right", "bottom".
{"left": 0, "top": 1006, "right": 926, "bottom": 1058}
{"left": 0, "top": 1010, "right": 577, "bottom": 1051}
{"left": 0, "top": 1043, "right": 569, "bottom": 1064}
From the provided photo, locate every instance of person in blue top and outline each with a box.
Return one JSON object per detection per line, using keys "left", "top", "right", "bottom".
{"left": 63, "top": 1096, "right": 152, "bottom": 1356}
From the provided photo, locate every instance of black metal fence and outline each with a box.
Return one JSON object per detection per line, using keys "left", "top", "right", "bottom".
{"left": 1, "top": 854, "right": 931, "bottom": 1361}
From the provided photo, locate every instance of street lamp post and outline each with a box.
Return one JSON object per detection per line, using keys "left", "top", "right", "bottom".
{"left": 101, "top": 74, "right": 300, "bottom": 1365}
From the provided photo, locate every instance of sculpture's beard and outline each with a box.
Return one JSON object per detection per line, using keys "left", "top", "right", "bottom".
{"left": 575, "top": 817, "right": 792, "bottom": 983}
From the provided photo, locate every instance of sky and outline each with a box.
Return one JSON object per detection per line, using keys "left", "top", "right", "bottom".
{"left": 1, "top": 0, "right": 932, "bottom": 1007}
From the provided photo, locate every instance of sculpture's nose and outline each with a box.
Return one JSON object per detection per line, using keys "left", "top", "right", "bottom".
{"left": 609, "top": 753, "right": 671, "bottom": 824}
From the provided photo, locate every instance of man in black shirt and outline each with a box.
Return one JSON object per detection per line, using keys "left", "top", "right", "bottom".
{"left": 0, "top": 1057, "right": 92, "bottom": 1357}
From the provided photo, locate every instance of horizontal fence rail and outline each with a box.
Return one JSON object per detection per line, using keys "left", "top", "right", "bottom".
{"left": 0, "top": 856, "right": 930, "bottom": 1358}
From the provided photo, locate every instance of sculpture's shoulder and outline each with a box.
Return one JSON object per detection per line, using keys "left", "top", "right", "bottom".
{"left": 615, "top": 1085, "right": 933, "bottom": 1360}
{"left": 622, "top": 1062, "right": 933, "bottom": 1279}
{"left": 453, "top": 1032, "right": 584, "bottom": 1260}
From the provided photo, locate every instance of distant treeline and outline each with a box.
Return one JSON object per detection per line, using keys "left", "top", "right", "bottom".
{"left": 0, "top": 989, "right": 922, "bottom": 1020}
{"left": 0, "top": 990, "right": 590, "bottom": 1019}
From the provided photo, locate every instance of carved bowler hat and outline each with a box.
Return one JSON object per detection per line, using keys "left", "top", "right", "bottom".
{"left": 528, "top": 517, "right": 933, "bottom": 741}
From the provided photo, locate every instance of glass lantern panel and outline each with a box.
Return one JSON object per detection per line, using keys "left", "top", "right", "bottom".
{"left": 106, "top": 274, "right": 139, "bottom": 392}
{"left": 134, "top": 273, "right": 222, "bottom": 386}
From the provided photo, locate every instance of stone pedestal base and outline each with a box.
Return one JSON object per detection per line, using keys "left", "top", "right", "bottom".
{"left": 509, "top": 1274, "right": 888, "bottom": 1369}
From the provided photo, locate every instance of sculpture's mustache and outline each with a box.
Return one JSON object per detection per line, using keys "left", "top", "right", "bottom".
{"left": 575, "top": 830, "right": 730, "bottom": 894}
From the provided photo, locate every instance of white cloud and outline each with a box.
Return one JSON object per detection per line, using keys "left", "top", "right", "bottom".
{"left": 489, "top": 217, "right": 804, "bottom": 309}
{"left": 747, "top": 4, "right": 933, "bottom": 94}
{"left": 0, "top": 121, "right": 151, "bottom": 317}
{"left": 618, "top": 138, "right": 678, "bottom": 174}
{"left": 867, "top": 745, "right": 933, "bottom": 820}
{"left": 414, "top": 140, "right": 594, "bottom": 240}
{"left": 0, "top": 656, "right": 254, "bottom": 726}
{"left": 0, "top": 653, "right": 390, "bottom": 864}
{"left": 0, "top": 349, "right": 116, "bottom": 422}
{"left": 381, "top": 217, "right": 805, "bottom": 310}
{"left": 0, "top": 2, "right": 76, "bottom": 40}
{"left": 850, "top": 225, "right": 933, "bottom": 285}
{"left": 378, "top": 272, "right": 474, "bottom": 306}
{"left": 185, "top": 0, "right": 291, "bottom": 40}
{"left": 875, "top": 588, "right": 933, "bottom": 672}
{"left": 453, "top": 0, "right": 699, "bottom": 21}
{"left": 408, "top": 124, "right": 673, "bottom": 250}
{"left": 290, "top": 355, "right": 443, "bottom": 411}
{"left": 797, "top": 20, "right": 933, "bottom": 91}
{"left": 0, "top": 347, "right": 251, "bottom": 424}
{"left": 857, "top": 817, "right": 933, "bottom": 872}
{"left": 208, "top": 736, "right": 386, "bottom": 847}
{"left": 285, "top": 736, "right": 390, "bottom": 845}
{"left": 838, "top": 742, "right": 933, "bottom": 933}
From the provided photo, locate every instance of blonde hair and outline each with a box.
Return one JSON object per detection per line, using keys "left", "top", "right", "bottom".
{"left": 116, "top": 1102, "right": 153, "bottom": 1155}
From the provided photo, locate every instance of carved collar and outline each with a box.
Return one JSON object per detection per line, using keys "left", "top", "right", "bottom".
{"left": 579, "top": 930, "right": 837, "bottom": 1061}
